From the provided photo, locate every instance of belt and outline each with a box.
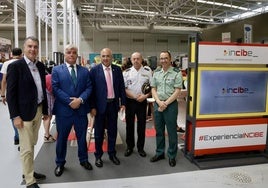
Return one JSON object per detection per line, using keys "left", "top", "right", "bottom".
{"left": 38, "top": 102, "right": 42, "bottom": 106}
{"left": 107, "top": 98, "right": 115, "bottom": 103}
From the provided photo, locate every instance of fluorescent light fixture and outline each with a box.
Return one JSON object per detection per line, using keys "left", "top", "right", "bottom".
{"left": 197, "top": 0, "right": 249, "bottom": 11}
{"left": 225, "top": 5, "right": 268, "bottom": 22}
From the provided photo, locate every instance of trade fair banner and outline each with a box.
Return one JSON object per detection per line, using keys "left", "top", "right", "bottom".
{"left": 198, "top": 42, "right": 268, "bottom": 64}
{"left": 195, "top": 123, "right": 267, "bottom": 150}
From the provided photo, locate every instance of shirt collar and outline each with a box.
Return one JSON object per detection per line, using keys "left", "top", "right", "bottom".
{"left": 160, "top": 66, "right": 173, "bottom": 73}
{"left": 24, "top": 55, "right": 36, "bottom": 65}
{"left": 66, "top": 62, "right": 76, "bottom": 68}
{"left": 102, "top": 64, "right": 111, "bottom": 70}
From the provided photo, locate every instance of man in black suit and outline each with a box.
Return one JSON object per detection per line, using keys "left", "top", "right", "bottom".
{"left": 6, "top": 36, "right": 48, "bottom": 188}
{"left": 89, "top": 48, "right": 126, "bottom": 167}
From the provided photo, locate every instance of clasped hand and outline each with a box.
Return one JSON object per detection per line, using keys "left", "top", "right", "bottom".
{"left": 69, "top": 97, "right": 82, "bottom": 109}
{"left": 157, "top": 100, "right": 168, "bottom": 112}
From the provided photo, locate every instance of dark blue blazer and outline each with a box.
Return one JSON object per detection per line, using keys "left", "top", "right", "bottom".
{"left": 6, "top": 58, "right": 48, "bottom": 121}
{"left": 52, "top": 63, "right": 92, "bottom": 117}
{"left": 89, "top": 64, "right": 126, "bottom": 114}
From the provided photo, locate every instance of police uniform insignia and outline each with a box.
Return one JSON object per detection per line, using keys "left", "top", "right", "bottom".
{"left": 173, "top": 67, "right": 180, "bottom": 72}
{"left": 127, "top": 80, "right": 132, "bottom": 85}
{"left": 144, "top": 67, "right": 150, "bottom": 71}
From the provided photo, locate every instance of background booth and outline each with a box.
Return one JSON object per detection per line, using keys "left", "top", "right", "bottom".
{"left": 184, "top": 35, "right": 268, "bottom": 168}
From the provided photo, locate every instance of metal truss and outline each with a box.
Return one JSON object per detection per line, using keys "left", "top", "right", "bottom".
{"left": 0, "top": 0, "right": 268, "bottom": 31}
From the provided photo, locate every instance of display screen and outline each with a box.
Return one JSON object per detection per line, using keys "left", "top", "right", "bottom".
{"left": 199, "top": 70, "right": 268, "bottom": 115}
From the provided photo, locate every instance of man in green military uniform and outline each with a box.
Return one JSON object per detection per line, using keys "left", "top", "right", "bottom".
{"left": 150, "top": 51, "right": 183, "bottom": 167}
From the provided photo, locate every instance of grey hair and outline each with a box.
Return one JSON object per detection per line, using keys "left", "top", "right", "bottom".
{"left": 65, "top": 44, "right": 78, "bottom": 53}
{"left": 24, "top": 36, "right": 39, "bottom": 46}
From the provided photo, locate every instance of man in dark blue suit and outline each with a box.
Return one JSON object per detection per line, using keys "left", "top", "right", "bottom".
{"left": 7, "top": 36, "right": 48, "bottom": 188}
{"left": 52, "top": 44, "right": 92, "bottom": 177}
{"left": 89, "top": 48, "right": 126, "bottom": 167}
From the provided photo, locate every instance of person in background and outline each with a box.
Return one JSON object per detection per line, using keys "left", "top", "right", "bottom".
{"left": 43, "top": 73, "right": 56, "bottom": 143}
{"left": 123, "top": 52, "right": 152, "bottom": 157}
{"left": 1, "top": 48, "right": 23, "bottom": 146}
{"left": 0, "top": 62, "right": 3, "bottom": 92}
{"left": 6, "top": 36, "right": 48, "bottom": 188}
{"left": 52, "top": 44, "right": 93, "bottom": 177}
{"left": 150, "top": 51, "right": 183, "bottom": 167}
{"left": 121, "top": 57, "right": 132, "bottom": 72}
{"left": 89, "top": 48, "right": 126, "bottom": 168}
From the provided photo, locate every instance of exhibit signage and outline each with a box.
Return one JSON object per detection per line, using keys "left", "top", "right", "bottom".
{"left": 198, "top": 42, "right": 268, "bottom": 64}
{"left": 199, "top": 70, "right": 268, "bottom": 115}
{"left": 194, "top": 124, "right": 267, "bottom": 150}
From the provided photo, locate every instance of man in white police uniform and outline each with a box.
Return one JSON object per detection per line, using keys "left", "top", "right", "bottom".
{"left": 123, "top": 52, "right": 152, "bottom": 157}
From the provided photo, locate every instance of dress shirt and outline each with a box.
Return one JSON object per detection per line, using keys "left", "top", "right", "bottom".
{"left": 102, "top": 64, "right": 115, "bottom": 99}
{"left": 24, "top": 56, "right": 44, "bottom": 104}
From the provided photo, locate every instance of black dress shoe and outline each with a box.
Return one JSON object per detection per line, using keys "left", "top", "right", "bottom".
{"left": 138, "top": 150, "right": 147, "bottom": 157}
{"left": 95, "top": 158, "right": 103, "bottom": 168}
{"left": 14, "top": 139, "right": 19, "bottom": 145}
{"left": 26, "top": 183, "right": 40, "bottom": 188}
{"left": 169, "top": 158, "right": 176, "bottom": 167}
{"left": 80, "top": 161, "right": 93, "bottom": 170}
{"left": 22, "top": 172, "right": 46, "bottom": 181}
{"left": 54, "top": 166, "right": 64, "bottom": 177}
{"left": 177, "top": 127, "right": 185, "bottom": 133}
{"left": 124, "top": 148, "right": 133, "bottom": 157}
{"left": 150, "top": 154, "right": 165, "bottom": 162}
{"left": 109, "top": 155, "right": 120, "bottom": 165}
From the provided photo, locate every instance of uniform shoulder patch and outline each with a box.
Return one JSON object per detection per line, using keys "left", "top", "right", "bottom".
{"left": 173, "top": 67, "right": 180, "bottom": 72}
{"left": 144, "top": 67, "right": 150, "bottom": 71}
{"left": 154, "top": 67, "right": 161, "bottom": 72}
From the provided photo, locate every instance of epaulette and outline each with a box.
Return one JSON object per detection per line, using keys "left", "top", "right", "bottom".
{"left": 173, "top": 67, "right": 180, "bottom": 72}
{"left": 154, "top": 67, "right": 161, "bottom": 72}
{"left": 144, "top": 67, "right": 150, "bottom": 71}
{"left": 125, "top": 68, "right": 131, "bottom": 72}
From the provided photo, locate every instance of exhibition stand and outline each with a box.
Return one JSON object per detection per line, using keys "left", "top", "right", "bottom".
{"left": 184, "top": 35, "right": 268, "bottom": 168}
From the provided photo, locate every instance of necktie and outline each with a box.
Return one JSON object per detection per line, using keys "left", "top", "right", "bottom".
{"left": 105, "top": 67, "right": 113, "bottom": 98}
{"left": 70, "top": 65, "right": 77, "bottom": 86}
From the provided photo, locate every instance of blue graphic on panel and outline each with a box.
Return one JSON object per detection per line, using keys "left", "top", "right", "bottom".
{"left": 200, "top": 71, "right": 268, "bottom": 114}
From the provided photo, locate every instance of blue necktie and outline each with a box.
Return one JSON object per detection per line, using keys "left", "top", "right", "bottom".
{"left": 70, "top": 65, "right": 77, "bottom": 86}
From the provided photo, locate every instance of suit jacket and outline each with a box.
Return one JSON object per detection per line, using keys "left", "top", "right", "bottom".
{"left": 6, "top": 58, "right": 48, "bottom": 121}
{"left": 89, "top": 63, "right": 126, "bottom": 114}
{"left": 52, "top": 63, "right": 92, "bottom": 117}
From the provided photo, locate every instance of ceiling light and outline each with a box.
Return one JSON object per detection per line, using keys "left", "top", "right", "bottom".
{"left": 197, "top": 0, "right": 249, "bottom": 11}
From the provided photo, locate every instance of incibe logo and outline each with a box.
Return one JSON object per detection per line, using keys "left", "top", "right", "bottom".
{"left": 222, "top": 86, "right": 249, "bottom": 94}
{"left": 223, "top": 49, "right": 256, "bottom": 57}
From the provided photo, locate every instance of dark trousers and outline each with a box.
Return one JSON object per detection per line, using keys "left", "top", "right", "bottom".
{"left": 55, "top": 115, "right": 88, "bottom": 166}
{"left": 94, "top": 101, "right": 118, "bottom": 159}
{"left": 125, "top": 98, "right": 147, "bottom": 150}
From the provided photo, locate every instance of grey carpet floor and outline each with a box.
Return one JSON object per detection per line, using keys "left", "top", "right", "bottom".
{"left": 34, "top": 120, "right": 199, "bottom": 184}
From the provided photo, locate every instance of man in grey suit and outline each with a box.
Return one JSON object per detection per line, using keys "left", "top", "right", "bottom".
{"left": 7, "top": 36, "right": 48, "bottom": 188}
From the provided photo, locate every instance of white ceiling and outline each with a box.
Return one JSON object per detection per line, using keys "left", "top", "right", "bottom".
{"left": 1, "top": 0, "right": 268, "bottom": 33}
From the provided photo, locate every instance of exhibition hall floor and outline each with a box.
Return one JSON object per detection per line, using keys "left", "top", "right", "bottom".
{"left": 1, "top": 100, "right": 268, "bottom": 188}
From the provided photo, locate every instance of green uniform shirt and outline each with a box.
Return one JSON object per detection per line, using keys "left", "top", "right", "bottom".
{"left": 151, "top": 66, "right": 183, "bottom": 101}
